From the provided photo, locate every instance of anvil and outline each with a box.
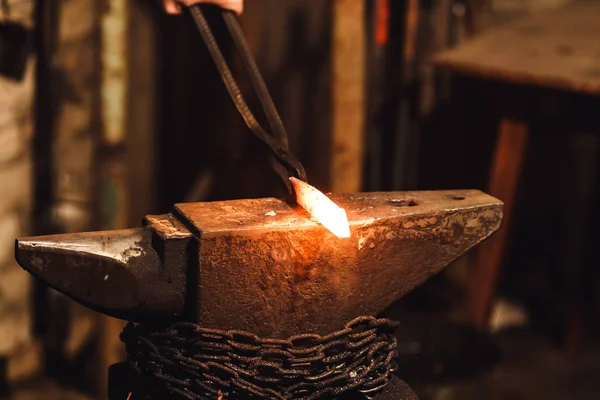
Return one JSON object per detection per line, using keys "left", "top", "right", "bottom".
{"left": 16, "top": 190, "right": 502, "bottom": 339}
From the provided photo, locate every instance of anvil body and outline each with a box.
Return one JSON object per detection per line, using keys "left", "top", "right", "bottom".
{"left": 16, "top": 190, "right": 502, "bottom": 339}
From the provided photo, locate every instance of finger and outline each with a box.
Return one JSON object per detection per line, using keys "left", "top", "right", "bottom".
{"left": 163, "top": 0, "right": 182, "bottom": 14}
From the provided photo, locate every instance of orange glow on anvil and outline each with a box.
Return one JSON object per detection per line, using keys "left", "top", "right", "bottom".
{"left": 289, "top": 177, "right": 351, "bottom": 238}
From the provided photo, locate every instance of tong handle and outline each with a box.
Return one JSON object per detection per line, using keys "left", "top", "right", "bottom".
{"left": 188, "top": 5, "right": 307, "bottom": 193}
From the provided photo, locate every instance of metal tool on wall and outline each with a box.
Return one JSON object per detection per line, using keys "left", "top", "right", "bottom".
{"left": 0, "top": 0, "right": 31, "bottom": 81}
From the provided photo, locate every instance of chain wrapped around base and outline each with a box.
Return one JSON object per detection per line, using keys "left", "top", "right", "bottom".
{"left": 120, "top": 316, "right": 400, "bottom": 400}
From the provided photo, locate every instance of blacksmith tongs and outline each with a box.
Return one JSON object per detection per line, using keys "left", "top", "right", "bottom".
{"left": 188, "top": 5, "right": 307, "bottom": 194}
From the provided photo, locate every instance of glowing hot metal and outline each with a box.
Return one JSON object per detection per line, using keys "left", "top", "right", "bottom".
{"left": 290, "top": 177, "right": 351, "bottom": 238}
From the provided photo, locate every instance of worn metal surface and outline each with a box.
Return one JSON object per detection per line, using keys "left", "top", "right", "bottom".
{"left": 16, "top": 223, "right": 192, "bottom": 323}
{"left": 16, "top": 189, "right": 502, "bottom": 338}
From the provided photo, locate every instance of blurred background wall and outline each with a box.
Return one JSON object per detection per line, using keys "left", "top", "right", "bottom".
{"left": 0, "top": 0, "right": 36, "bottom": 386}
{"left": 2, "top": 0, "right": 600, "bottom": 399}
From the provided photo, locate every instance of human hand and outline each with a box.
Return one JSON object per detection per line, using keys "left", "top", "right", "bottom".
{"left": 162, "top": 0, "right": 244, "bottom": 15}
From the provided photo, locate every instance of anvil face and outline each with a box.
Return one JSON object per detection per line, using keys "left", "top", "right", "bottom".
{"left": 16, "top": 190, "right": 502, "bottom": 338}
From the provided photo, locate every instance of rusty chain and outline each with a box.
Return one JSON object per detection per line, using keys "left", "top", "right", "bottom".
{"left": 121, "top": 316, "right": 400, "bottom": 400}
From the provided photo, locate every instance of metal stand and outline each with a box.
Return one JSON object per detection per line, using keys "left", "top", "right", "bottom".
{"left": 108, "top": 362, "right": 136, "bottom": 400}
{"left": 108, "top": 362, "right": 420, "bottom": 400}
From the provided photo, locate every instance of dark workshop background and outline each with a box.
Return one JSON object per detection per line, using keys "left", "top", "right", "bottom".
{"left": 0, "top": 0, "right": 598, "bottom": 398}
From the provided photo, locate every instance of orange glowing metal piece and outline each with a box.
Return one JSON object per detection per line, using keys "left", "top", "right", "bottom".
{"left": 290, "top": 177, "right": 351, "bottom": 238}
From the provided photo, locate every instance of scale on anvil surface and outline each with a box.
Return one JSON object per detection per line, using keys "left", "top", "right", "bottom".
{"left": 14, "top": 5, "right": 504, "bottom": 400}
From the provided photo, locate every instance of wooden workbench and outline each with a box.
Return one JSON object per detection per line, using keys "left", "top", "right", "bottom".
{"left": 434, "top": 1, "right": 600, "bottom": 96}
{"left": 431, "top": 1, "right": 600, "bottom": 349}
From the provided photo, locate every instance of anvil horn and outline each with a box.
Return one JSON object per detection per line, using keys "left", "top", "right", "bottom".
{"left": 16, "top": 190, "right": 503, "bottom": 338}
{"left": 16, "top": 224, "right": 191, "bottom": 322}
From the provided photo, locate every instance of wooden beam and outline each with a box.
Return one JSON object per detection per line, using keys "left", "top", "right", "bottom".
{"left": 331, "top": 0, "right": 366, "bottom": 193}
{"left": 125, "top": 0, "right": 157, "bottom": 225}
{"left": 97, "top": 0, "right": 129, "bottom": 397}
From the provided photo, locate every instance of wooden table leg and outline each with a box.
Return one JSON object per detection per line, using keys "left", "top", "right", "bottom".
{"left": 469, "top": 118, "right": 529, "bottom": 329}
{"left": 563, "top": 132, "right": 599, "bottom": 358}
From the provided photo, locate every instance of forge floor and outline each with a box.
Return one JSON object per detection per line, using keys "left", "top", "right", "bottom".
{"left": 6, "top": 328, "right": 600, "bottom": 400}
{"left": 415, "top": 328, "right": 600, "bottom": 400}
{"left": 7, "top": 379, "right": 90, "bottom": 400}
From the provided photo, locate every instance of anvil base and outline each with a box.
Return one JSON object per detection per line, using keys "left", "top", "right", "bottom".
{"left": 107, "top": 362, "right": 419, "bottom": 400}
